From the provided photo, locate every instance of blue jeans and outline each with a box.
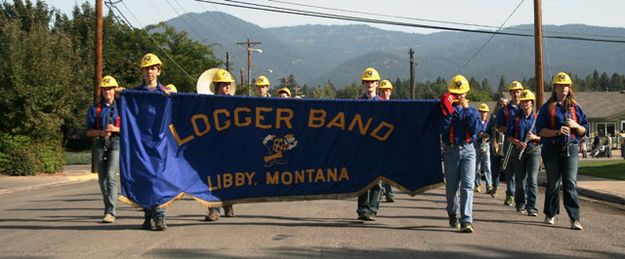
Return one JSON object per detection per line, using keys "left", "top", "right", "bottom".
{"left": 94, "top": 137, "right": 119, "bottom": 216}
{"left": 475, "top": 146, "right": 492, "bottom": 188}
{"left": 382, "top": 182, "right": 393, "bottom": 198}
{"left": 144, "top": 207, "right": 166, "bottom": 220}
{"left": 542, "top": 144, "right": 580, "bottom": 220}
{"left": 512, "top": 145, "right": 541, "bottom": 213}
{"left": 502, "top": 140, "right": 517, "bottom": 196}
{"left": 357, "top": 182, "right": 382, "bottom": 215}
{"left": 444, "top": 144, "right": 476, "bottom": 224}
{"left": 490, "top": 155, "right": 503, "bottom": 189}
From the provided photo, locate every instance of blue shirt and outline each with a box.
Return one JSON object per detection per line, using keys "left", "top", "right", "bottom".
{"left": 506, "top": 109, "right": 538, "bottom": 142}
{"left": 135, "top": 82, "right": 167, "bottom": 94}
{"left": 359, "top": 93, "right": 383, "bottom": 100}
{"left": 86, "top": 100, "right": 120, "bottom": 131}
{"left": 496, "top": 103, "right": 519, "bottom": 133}
{"left": 536, "top": 101, "right": 588, "bottom": 147}
{"left": 441, "top": 105, "right": 481, "bottom": 146}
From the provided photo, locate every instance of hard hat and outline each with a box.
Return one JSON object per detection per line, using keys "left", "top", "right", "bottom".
{"left": 140, "top": 53, "right": 162, "bottom": 68}
{"left": 448, "top": 75, "right": 470, "bottom": 94}
{"left": 166, "top": 84, "right": 178, "bottom": 93}
{"left": 255, "top": 75, "right": 270, "bottom": 86}
{"left": 379, "top": 79, "right": 393, "bottom": 90}
{"left": 552, "top": 72, "right": 572, "bottom": 85}
{"left": 213, "top": 69, "right": 235, "bottom": 83}
{"left": 360, "top": 67, "right": 380, "bottom": 81}
{"left": 101, "top": 75, "right": 118, "bottom": 88}
{"left": 478, "top": 103, "right": 490, "bottom": 112}
{"left": 278, "top": 87, "right": 291, "bottom": 96}
{"left": 519, "top": 89, "right": 536, "bottom": 102}
{"left": 508, "top": 81, "right": 524, "bottom": 91}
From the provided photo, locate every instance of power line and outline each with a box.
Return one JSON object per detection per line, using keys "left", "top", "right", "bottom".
{"left": 116, "top": 0, "right": 196, "bottom": 81}
{"left": 267, "top": 0, "right": 625, "bottom": 40}
{"left": 172, "top": 0, "right": 226, "bottom": 47}
{"left": 195, "top": 0, "right": 625, "bottom": 44}
{"left": 456, "top": 0, "right": 526, "bottom": 74}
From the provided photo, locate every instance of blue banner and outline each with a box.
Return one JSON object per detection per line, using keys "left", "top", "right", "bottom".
{"left": 119, "top": 91, "right": 443, "bottom": 208}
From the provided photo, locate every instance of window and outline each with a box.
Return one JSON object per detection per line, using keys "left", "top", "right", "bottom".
{"left": 596, "top": 122, "right": 616, "bottom": 137}
{"left": 621, "top": 120, "right": 625, "bottom": 131}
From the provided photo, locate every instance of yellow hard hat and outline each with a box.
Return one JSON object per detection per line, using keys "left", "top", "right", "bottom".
{"left": 379, "top": 79, "right": 393, "bottom": 90}
{"left": 213, "top": 69, "right": 235, "bottom": 83}
{"left": 508, "top": 81, "right": 524, "bottom": 91}
{"left": 255, "top": 75, "right": 270, "bottom": 86}
{"left": 361, "top": 67, "right": 380, "bottom": 81}
{"left": 278, "top": 87, "right": 291, "bottom": 96}
{"left": 519, "top": 89, "right": 536, "bottom": 102}
{"left": 448, "top": 75, "right": 470, "bottom": 94}
{"left": 478, "top": 103, "right": 490, "bottom": 112}
{"left": 552, "top": 72, "right": 572, "bottom": 85}
{"left": 101, "top": 75, "right": 118, "bottom": 88}
{"left": 166, "top": 84, "right": 178, "bottom": 93}
{"left": 140, "top": 53, "right": 162, "bottom": 68}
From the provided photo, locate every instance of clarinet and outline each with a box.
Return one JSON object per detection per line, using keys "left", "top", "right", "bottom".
{"left": 517, "top": 110, "right": 539, "bottom": 160}
{"left": 562, "top": 96, "right": 572, "bottom": 157}
{"left": 102, "top": 105, "right": 115, "bottom": 160}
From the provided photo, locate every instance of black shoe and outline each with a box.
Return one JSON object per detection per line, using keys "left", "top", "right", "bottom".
{"left": 449, "top": 216, "right": 460, "bottom": 228}
{"left": 154, "top": 217, "right": 167, "bottom": 231}
{"left": 141, "top": 218, "right": 153, "bottom": 230}
{"left": 224, "top": 205, "right": 235, "bottom": 217}
{"left": 205, "top": 208, "right": 220, "bottom": 221}
{"left": 385, "top": 196, "right": 394, "bottom": 203}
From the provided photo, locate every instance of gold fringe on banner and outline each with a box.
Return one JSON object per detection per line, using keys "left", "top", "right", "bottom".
{"left": 117, "top": 177, "right": 443, "bottom": 209}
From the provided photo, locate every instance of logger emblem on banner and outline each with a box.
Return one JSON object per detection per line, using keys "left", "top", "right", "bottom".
{"left": 262, "top": 134, "right": 298, "bottom": 167}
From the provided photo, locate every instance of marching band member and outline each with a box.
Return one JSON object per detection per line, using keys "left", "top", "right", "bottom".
{"left": 497, "top": 81, "right": 524, "bottom": 206}
{"left": 86, "top": 75, "right": 121, "bottom": 224}
{"left": 506, "top": 90, "right": 541, "bottom": 216}
{"left": 536, "top": 72, "right": 588, "bottom": 230}
{"left": 356, "top": 67, "right": 383, "bottom": 221}
{"left": 441, "top": 75, "right": 480, "bottom": 233}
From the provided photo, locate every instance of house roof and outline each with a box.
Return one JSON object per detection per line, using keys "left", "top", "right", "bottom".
{"left": 496, "top": 91, "right": 625, "bottom": 120}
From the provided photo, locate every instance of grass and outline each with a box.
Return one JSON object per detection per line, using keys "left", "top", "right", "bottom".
{"left": 578, "top": 160, "right": 625, "bottom": 180}
{"left": 64, "top": 151, "right": 92, "bottom": 165}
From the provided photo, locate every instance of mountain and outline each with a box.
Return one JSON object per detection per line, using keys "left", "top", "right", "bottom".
{"left": 165, "top": 12, "right": 625, "bottom": 89}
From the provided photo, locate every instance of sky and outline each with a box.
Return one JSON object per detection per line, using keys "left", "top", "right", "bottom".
{"left": 41, "top": 0, "right": 625, "bottom": 34}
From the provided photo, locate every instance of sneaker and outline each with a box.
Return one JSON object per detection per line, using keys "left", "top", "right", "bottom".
{"left": 224, "top": 205, "right": 235, "bottom": 217}
{"left": 571, "top": 220, "right": 583, "bottom": 230}
{"left": 528, "top": 211, "right": 538, "bottom": 217}
{"left": 545, "top": 216, "right": 556, "bottom": 225}
{"left": 486, "top": 186, "right": 494, "bottom": 195}
{"left": 490, "top": 187, "right": 497, "bottom": 198}
{"left": 101, "top": 214, "right": 115, "bottom": 223}
{"left": 385, "top": 196, "right": 395, "bottom": 203}
{"left": 504, "top": 195, "right": 514, "bottom": 206}
{"left": 449, "top": 216, "right": 460, "bottom": 228}
{"left": 357, "top": 214, "right": 368, "bottom": 220}
{"left": 358, "top": 213, "right": 376, "bottom": 221}
{"left": 516, "top": 208, "right": 527, "bottom": 214}
{"left": 474, "top": 185, "right": 482, "bottom": 193}
{"left": 154, "top": 217, "right": 167, "bottom": 231}
{"left": 460, "top": 223, "right": 474, "bottom": 233}
{"left": 141, "top": 218, "right": 153, "bottom": 230}
{"left": 205, "top": 208, "right": 220, "bottom": 221}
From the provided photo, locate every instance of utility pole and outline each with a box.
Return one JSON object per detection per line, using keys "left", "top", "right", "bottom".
{"left": 225, "top": 51, "right": 230, "bottom": 72}
{"left": 534, "top": 0, "right": 544, "bottom": 105}
{"left": 93, "top": 0, "right": 103, "bottom": 174}
{"left": 409, "top": 48, "right": 415, "bottom": 99}
{"left": 94, "top": 0, "right": 103, "bottom": 103}
{"left": 236, "top": 39, "right": 261, "bottom": 96}
{"left": 239, "top": 68, "right": 245, "bottom": 93}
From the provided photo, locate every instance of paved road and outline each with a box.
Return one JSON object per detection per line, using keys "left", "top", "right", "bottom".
{"left": 1, "top": 181, "right": 624, "bottom": 258}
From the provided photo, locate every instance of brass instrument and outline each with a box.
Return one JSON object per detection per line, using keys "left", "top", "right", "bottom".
{"left": 196, "top": 68, "right": 238, "bottom": 95}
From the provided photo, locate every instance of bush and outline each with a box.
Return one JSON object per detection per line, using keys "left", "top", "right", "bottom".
{"left": 0, "top": 134, "right": 64, "bottom": 176}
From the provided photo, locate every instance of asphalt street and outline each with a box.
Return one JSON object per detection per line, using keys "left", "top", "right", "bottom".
{"left": 0, "top": 180, "right": 624, "bottom": 258}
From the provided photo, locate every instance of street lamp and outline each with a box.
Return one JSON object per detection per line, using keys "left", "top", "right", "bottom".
{"left": 247, "top": 48, "right": 263, "bottom": 95}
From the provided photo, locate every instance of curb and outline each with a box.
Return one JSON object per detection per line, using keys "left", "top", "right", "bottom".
{"left": 0, "top": 172, "right": 98, "bottom": 195}
{"left": 577, "top": 188, "right": 625, "bottom": 205}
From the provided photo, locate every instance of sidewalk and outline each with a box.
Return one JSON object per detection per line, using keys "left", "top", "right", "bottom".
{"left": 0, "top": 164, "right": 623, "bottom": 206}
{"left": 0, "top": 164, "right": 96, "bottom": 195}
